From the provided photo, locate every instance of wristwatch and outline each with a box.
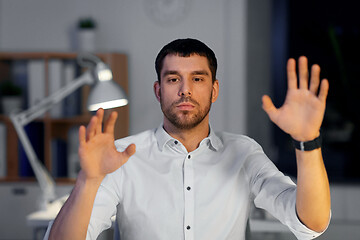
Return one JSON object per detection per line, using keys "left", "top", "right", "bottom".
{"left": 292, "top": 135, "right": 322, "bottom": 151}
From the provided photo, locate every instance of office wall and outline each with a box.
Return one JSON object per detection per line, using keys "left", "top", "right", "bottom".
{"left": 0, "top": 0, "right": 253, "bottom": 137}
{"left": 246, "top": 0, "right": 272, "bottom": 156}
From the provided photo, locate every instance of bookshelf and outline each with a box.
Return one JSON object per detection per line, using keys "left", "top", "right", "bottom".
{"left": 0, "top": 52, "right": 129, "bottom": 182}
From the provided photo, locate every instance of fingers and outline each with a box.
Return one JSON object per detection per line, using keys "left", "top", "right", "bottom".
{"left": 95, "top": 108, "right": 104, "bottom": 134}
{"left": 287, "top": 58, "right": 298, "bottom": 89}
{"left": 104, "top": 111, "right": 118, "bottom": 134}
{"left": 86, "top": 115, "right": 98, "bottom": 141}
{"left": 309, "top": 64, "right": 321, "bottom": 94}
{"left": 262, "top": 95, "right": 278, "bottom": 123}
{"left": 119, "top": 144, "right": 136, "bottom": 166}
{"left": 85, "top": 108, "right": 110, "bottom": 141}
{"left": 318, "top": 79, "right": 329, "bottom": 103}
{"left": 307, "top": 59, "right": 328, "bottom": 101}
{"left": 288, "top": 56, "right": 327, "bottom": 100}
{"left": 124, "top": 144, "right": 136, "bottom": 157}
{"left": 298, "top": 56, "right": 309, "bottom": 89}
{"left": 79, "top": 125, "right": 86, "bottom": 146}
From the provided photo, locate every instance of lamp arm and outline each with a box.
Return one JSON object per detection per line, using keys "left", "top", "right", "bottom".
{"left": 10, "top": 117, "right": 56, "bottom": 208}
{"left": 9, "top": 70, "right": 94, "bottom": 209}
{"left": 13, "top": 71, "right": 94, "bottom": 126}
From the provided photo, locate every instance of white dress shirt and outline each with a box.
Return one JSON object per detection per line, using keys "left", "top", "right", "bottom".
{"left": 84, "top": 125, "right": 327, "bottom": 240}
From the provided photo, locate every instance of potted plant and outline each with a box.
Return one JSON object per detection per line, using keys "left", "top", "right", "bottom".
{"left": 77, "top": 17, "right": 97, "bottom": 52}
{"left": 0, "top": 80, "right": 23, "bottom": 115}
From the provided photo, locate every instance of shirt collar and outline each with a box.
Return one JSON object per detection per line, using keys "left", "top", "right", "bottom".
{"left": 155, "top": 124, "right": 223, "bottom": 152}
{"left": 207, "top": 126, "right": 223, "bottom": 151}
{"left": 155, "top": 124, "right": 174, "bottom": 151}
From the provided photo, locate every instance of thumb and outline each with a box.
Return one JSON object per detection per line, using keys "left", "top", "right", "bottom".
{"left": 124, "top": 144, "right": 136, "bottom": 158}
{"left": 118, "top": 144, "right": 136, "bottom": 167}
{"left": 262, "top": 95, "right": 278, "bottom": 121}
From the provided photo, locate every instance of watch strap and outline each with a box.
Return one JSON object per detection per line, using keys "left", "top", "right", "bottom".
{"left": 292, "top": 135, "right": 322, "bottom": 151}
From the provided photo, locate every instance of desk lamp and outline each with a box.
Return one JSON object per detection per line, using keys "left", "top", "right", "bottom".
{"left": 10, "top": 53, "right": 128, "bottom": 210}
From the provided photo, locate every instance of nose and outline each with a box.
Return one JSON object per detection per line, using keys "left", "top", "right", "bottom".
{"left": 180, "top": 91, "right": 191, "bottom": 97}
{"left": 178, "top": 79, "right": 192, "bottom": 97}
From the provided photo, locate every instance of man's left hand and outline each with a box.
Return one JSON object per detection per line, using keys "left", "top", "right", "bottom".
{"left": 262, "top": 56, "right": 329, "bottom": 142}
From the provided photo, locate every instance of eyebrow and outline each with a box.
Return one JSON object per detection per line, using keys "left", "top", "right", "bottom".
{"left": 162, "top": 70, "right": 210, "bottom": 78}
{"left": 162, "top": 70, "right": 179, "bottom": 78}
{"left": 192, "top": 70, "right": 209, "bottom": 76}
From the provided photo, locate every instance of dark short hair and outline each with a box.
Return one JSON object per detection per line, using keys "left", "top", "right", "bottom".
{"left": 155, "top": 38, "right": 217, "bottom": 83}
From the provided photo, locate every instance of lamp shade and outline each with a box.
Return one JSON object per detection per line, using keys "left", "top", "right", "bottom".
{"left": 87, "top": 80, "right": 128, "bottom": 111}
{"left": 87, "top": 61, "right": 128, "bottom": 111}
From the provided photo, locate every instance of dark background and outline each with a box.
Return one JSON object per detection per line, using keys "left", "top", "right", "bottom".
{"left": 271, "top": 0, "right": 360, "bottom": 182}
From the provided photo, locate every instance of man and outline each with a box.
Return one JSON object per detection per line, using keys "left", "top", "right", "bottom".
{"left": 47, "top": 38, "right": 330, "bottom": 239}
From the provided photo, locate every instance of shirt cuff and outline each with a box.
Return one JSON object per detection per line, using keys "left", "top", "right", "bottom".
{"left": 289, "top": 206, "right": 331, "bottom": 240}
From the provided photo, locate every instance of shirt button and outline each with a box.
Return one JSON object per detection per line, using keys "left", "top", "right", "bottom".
{"left": 188, "top": 155, "right": 191, "bottom": 159}
{"left": 187, "top": 186, "right": 191, "bottom": 191}
{"left": 174, "top": 140, "right": 178, "bottom": 144}
{"left": 186, "top": 225, "right": 191, "bottom": 230}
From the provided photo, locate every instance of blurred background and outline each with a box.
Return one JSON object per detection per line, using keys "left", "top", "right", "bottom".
{"left": 0, "top": 0, "right": 359, "bottom": 239}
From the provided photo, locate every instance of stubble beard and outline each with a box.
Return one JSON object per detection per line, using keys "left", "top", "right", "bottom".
{"left": 160, "top": 95, "right": 212, "bottom": 130}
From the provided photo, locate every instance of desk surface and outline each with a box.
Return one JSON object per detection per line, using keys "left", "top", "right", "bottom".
{"left": 27, "top": 195, "right": 67, "bottom": 227}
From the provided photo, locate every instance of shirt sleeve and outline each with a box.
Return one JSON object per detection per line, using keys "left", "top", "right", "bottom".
{"left": 245, "top": 143, "right": 329, "bottom": 239}
{"left": 86, "top": 173, "right": 121, "bottom": 240}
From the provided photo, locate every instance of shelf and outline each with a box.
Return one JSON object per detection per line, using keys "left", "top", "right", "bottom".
{"left": 0, "top": 52, "right": 129, "bottom": 182}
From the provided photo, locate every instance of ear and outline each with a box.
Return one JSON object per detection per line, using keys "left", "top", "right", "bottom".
{"left": 154, "top": 81, "right": 161, "bottom": 102}
{"left": 211, "top": 80, "right": 219, "bottom": 103}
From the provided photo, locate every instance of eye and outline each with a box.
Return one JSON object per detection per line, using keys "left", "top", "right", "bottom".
{"left": 166, "top": 76, "right": 179, "bottom": 83}
{"left": 193, "top": 77, "right": 203, "bottom": 82}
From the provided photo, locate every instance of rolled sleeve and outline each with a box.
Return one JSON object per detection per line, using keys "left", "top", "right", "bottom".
{"left": 86, "top": 174, "right": 121, "bottom": 239}
{"left": 247, "top": 149, "right": 330, "bottom": 240}
{"left": 288, "top": 205, "right": 331, "bottom": 239}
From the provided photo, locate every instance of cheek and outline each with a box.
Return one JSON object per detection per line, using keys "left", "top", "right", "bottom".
{"left": 198, "top": 88, "right": 214, "bottom": 102}
{"left": 160, "top": 87, "right": 178, "bottom": 100}
{"left": 159, "top": 90, "right": 173, "bottom": 106}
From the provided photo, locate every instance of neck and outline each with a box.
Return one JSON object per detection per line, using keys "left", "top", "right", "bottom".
{"left": 163, "top": 117, "right": 210, "bottom": 152}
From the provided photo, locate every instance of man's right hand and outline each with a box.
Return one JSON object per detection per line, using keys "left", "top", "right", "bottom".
{"left": 78, "top": 108, "right": 136, "bottom": 181}
{"left": 49, "top": 108, "right": 135, "bottom": 240}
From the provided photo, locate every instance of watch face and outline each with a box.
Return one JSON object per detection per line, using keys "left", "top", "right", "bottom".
{"left": 143, "top": 0, "right": 192, "bottom": 26}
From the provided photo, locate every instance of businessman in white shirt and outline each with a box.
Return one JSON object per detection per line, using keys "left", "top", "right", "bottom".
{"left": 48, "top": 38, "right": 331, "bottom": 240}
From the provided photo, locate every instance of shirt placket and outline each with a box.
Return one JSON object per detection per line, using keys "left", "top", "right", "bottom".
{"left": 183, "top": 153, "right": 195, "bottom": 240}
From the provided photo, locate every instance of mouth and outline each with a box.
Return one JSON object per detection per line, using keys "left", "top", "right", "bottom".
{"left": 176, "top": 102, "right": 195, "bottom": 111}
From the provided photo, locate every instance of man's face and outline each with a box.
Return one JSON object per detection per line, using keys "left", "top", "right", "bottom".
{"left": 154, "top": 54, "right": 219, "bottom": 130}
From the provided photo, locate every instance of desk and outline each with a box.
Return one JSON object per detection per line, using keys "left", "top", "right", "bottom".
{"left": 27, "top": 195, "right": 68, "bottom": 240}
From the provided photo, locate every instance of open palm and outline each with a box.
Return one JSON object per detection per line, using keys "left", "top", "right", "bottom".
{"left": 262, "top": 56, "right": 329, "bottom": 142}
{"left": 78, "top": 109, "right": 135, "bottom": 180}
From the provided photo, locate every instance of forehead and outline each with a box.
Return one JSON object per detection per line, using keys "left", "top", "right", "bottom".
{"left": 161, "top": 54, "right": 211, "bottom": 75}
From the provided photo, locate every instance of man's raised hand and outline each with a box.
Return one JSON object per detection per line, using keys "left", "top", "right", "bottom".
{"left": 262, "top": 56, "right": 329, "bottom": 142}
{"left": 78, "top": 108, "right": 136, "bottom": 181}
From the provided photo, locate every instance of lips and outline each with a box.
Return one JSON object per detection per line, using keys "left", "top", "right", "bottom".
{"left": 176, "top": 102, "right": 195, "bottom": 111}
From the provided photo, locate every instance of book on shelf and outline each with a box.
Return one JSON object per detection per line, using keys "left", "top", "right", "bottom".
{"left": 51, "top": 138, "right": 68, "bottom": 178}
{"left": 18, "top": 122, "right": 44, "bottom": 177}
{"left": 67, "top": 126, "right": 81, "bottom": 179}
{"left": 63, "top": 60, "right": 81, "bottom": 117}
{"left": 49, "top": 59, "right": 64, "bottom": 118}
{"left": 11, "top": 60, "right": 28, "bottom": 110}
{"left": 27, "top": 59, "right": 46, "bottom": 120}
{"left": 50, "top": 126, "right": 80, "bottom": 179}
{"left": 27, "top": 59, "right": 82, "bottom": 118}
